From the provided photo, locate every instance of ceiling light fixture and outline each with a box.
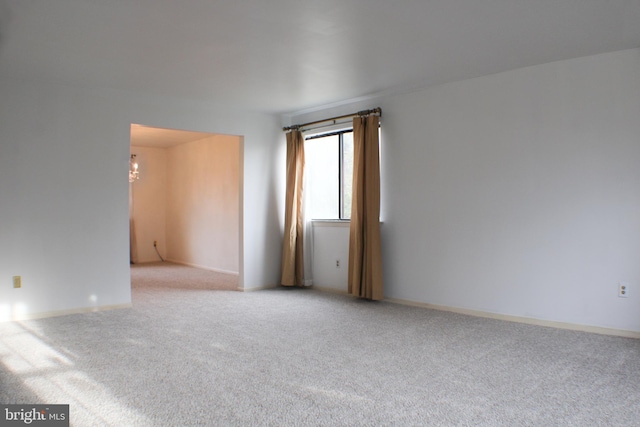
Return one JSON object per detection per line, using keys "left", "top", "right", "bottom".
{"left": 129, "top": 154, "right": 139, "bottom": 183}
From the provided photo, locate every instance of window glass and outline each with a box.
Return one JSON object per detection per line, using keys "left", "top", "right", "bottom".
{"left": 303, "top": 125, "right": 380, "bottom": 220}
{"left": 305, "top": 129, "right": 356, "bottom": 220}
{"left": 341, "top": 131, "right": 354, "bottom": 219}
{"left": 305, "top": 134, "right": 339, "bottom": 219}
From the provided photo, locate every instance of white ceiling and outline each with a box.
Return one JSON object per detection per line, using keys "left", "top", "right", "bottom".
{"left": 0, "top": 0, "right": 639, "bottom": 115}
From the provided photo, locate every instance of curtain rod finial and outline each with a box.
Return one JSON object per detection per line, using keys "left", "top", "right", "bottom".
{"left": 357, "top": 108, "right": 382, "bottom": 117}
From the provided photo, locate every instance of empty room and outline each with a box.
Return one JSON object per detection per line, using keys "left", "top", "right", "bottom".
{"left": 1, "top": 1, "right": 639, "bottom": 425}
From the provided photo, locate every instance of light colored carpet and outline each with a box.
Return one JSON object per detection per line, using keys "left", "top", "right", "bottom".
{"left": 131, "top": 261, "right": 238, "bottom": 290}
{"left": 1, "top": 263, "right": 639, "bottom": 426}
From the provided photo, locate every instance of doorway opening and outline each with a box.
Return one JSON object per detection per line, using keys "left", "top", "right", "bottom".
{"left": 129, "top": 123, "right": 243, "bottom": 290}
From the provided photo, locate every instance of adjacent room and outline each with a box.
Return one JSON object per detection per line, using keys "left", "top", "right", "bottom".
{"left": 128, "top": 124, "right": 241, "bottom": 290}
{"left": 1, "top": 1, "right": 639, "bottom": 425}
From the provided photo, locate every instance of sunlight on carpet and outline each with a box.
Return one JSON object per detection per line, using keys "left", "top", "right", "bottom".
{"left": 0, "top": 322, "right": 152, "bottom": 426}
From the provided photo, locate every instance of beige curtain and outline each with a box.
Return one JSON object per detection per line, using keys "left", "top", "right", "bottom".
{"left": 281, "top": 130, "right": 305, "bottom": 286}
{"left": 348, "top": 115, "right": 383, "bottom": 300}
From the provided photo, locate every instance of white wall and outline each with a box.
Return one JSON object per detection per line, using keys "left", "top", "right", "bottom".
{"left": 293, "top": 49, "right": 640, "bottom": 332}
{"left": 166, "top": 135, "right": 240, "bottom": 274}
{"left": 130, "top": 146, "right": 168, "bottom": 263}
{"left": 0, "top": 76, "right": 283, "bottom": 320}
{"left": 311, "top": 222, "right": 350, "bottom": 292}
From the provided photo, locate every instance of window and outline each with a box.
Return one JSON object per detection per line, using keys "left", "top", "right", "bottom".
{"left": 305, "top": 129, "right": 354, "bottom": 220}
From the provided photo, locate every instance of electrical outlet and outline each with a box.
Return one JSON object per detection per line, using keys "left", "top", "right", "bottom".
{"left": 618, "top": 282, "right": 629, "bottom": 298}
{"left": 336, "top": 259, "right": 340, "bottom": 268}
{"left": 13, "top": 276, "right": 21, "bottom": 288}
{"left": 153, "top": 240, "right": 157, "bottom": 247}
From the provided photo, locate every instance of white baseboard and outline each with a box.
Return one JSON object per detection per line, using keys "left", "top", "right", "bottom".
{"left": 239, "top": 285, "right": 278, "bottom": 292}
{"left": 385, "top": 297, "right": 640, "bottom": 340}
{"left": 165, "top": 259, "right": 239, "bottom": 276}
{"left": 306, "top": 286, "right": 640, "bottom": 339}
{"left": 0, "top": 303, "right": 132, "bottom": 323}
{"left": 242, "top": 284, "right": 317, "bottom": 292}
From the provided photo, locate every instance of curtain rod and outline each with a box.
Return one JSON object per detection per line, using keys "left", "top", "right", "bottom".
{"left": 282, "top": 107, "right": 381, "bottom": 132}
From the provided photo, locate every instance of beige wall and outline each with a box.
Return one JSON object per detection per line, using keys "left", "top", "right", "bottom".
{"left": 131, "top": 134, "right": 240, "bottom": 274}
{"left": 166, "top": 135, "right": 240, "bottom": 274}
{"left": 130, "top": 146, "right": 168, "bottom": 263}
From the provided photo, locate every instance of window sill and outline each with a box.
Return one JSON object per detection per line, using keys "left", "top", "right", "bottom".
{"left": 311, "top": 219, "right": 350, "bottom": 228}
{"left": 311, "top": 219, "right": 383, "bottom": 228}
